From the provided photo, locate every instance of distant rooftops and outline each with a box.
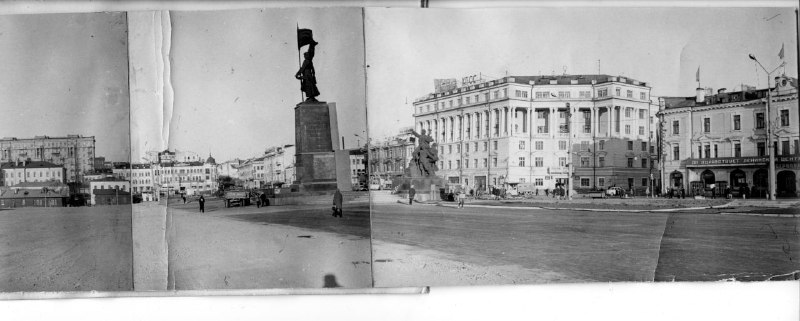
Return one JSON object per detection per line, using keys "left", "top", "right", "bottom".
{"left": 0, "top": 134, "right": 94, "bottom": 141}
{"left": 416, "top": 74, "right": 648, "bottom": 103}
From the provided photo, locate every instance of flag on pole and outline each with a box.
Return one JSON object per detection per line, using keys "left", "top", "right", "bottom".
{"left": 297, "top": 28, "right": 314, "bottom": 50}
{"left": 695, "top": 66, "right": 700, "bottom": 82}
{"left": 778, "top": 43, "right": 785, "bottom": 60}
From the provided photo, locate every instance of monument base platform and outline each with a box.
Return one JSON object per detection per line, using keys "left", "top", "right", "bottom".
{"left": 392, "top": 176, "right": 447, "bottom": 202}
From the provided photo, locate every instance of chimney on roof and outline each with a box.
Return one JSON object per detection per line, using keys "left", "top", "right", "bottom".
{"left": 695, "top": 87, "right": 705, "bottom": 103}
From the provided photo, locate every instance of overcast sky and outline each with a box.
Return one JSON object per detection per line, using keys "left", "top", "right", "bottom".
{"left": 365, "top": 7, "right": 798, "bottom": 140}
{"left": 0, "top": 12, "right": 130, "bottom": 161}
{"left": 158, "top": 8, "right": 366, "bottom": 162}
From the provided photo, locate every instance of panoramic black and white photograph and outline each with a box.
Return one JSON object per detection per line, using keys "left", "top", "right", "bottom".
{"left": 364, "top": 7, "right": 799, "bottom": 287}
{"left": 0, "top": 12, "right": 133, "bottom": 292}
{"left": 127, "top": 8, "right": 371, "bottom": 290}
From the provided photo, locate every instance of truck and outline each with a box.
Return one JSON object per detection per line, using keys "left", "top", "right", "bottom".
{"left": 223, "top": 189, "right": 251, "bottom": 208}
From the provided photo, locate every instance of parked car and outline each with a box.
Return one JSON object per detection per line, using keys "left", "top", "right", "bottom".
{"left": 605, "top": 187, "right": 626, "bottom": 198}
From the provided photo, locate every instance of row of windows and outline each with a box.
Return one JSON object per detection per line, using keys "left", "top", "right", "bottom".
{"left": 418, "top": 86, "right": 649, "bottom": 114}
{"left": 670, "top": 139, "right": 800, "bottom": 160}
{"left": 671, "top": 110, "right": 792, "bottom": 135}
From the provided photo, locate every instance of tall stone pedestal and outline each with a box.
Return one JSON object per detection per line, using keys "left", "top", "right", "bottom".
{"left": 295, "top": 101, "right": 340, "bottom": 192}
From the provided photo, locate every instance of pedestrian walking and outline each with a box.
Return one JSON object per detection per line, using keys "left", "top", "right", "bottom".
{"left": 408, "top": 185, "right": 416, "bottom": 205}
{"left": 198, "top": 195, "right": 205, "bottom": 213}
{"left": 545, "top": 188, "right": 550, "bottom": 197}
{"left": 182, "top": 194, "right": 186, "bottom": 204}
{"left": 332, "top": 188, "right": 343, "bottom": 217}
{"left": 680, "top": 188, "right": 685, "bottom": 199}
{"left": 458, "top": 190, "right": 465, "bottom": 208}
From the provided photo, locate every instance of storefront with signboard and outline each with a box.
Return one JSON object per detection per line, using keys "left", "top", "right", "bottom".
{"left": 682, "top": 156, "right": 799, "bottom": 197}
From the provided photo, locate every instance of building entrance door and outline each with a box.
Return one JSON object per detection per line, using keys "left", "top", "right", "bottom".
{"left": 777, "top": 170, "right": 797, "bottom": 197}
{"left": 670, "top": 171, "right": 683, "bottom": 188}
{"left": 475, "top": 176, "right": 486, "bottom": 192}
{"left": 753, "top": 168, "right": 768, "bottom": 198}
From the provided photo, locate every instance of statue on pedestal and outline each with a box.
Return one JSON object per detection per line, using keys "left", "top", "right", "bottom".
{"left": 295, "top": 28, "right": 320, "bottom": 102}
{"left": 409, "top": 129, "right": 439, "bottom": 177}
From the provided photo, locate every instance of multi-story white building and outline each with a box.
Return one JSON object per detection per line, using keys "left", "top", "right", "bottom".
{"left": 659, "top": 75, "right": 798, "bottom": 197}
{"left": 368, "top": 128, "right": 415, "bottom": 186}
{"left": 412, "top": 74, "right": 659, "bottom": 193}
{"left": 0, "top": 135, "right": 95, "bottom": 183}
{"left": 263, "top": 145, "right": 296, "bottom": 187}
{"left": 216, "top": 158, "right": 242, "bottom": 179}
{"left": 1, "top": 160, "right": 66, "bottom": 186}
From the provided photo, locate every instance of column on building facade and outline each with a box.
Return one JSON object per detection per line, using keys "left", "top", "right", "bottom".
{"left": 503, "top": 107, "right": 509, "bottom": 136}
{"left": 606, "top": 107, "right": 612, "bottom": 137}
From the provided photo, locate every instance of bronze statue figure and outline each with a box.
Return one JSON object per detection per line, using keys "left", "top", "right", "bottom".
{"left": 409, "top": 129, "right": 438, "bottom": 177}
{"left": 295, "top": 41, "right": 320, "bottom": 102}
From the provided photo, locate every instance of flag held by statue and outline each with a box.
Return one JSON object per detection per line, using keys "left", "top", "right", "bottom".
{"left": 297, "top": 28, "right": 315, "bottom": 50}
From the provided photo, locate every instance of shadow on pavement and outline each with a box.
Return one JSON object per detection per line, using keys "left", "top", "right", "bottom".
{"left": 228, "top": 204, "right": 371, "bottom": 239}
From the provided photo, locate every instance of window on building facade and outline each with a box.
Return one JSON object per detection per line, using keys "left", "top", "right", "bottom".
{"left": 579, "top": 91, "right": 591, "bottom": 98}
{"left": 615, "top": 88, "right": 621, "bottom": 96}
{"left": 535, "top": 178, "right": 544, "bottom": 186}
{"left": 493, "top": 91, "right": 499, "bottom": 99}
{"left": 625, "top": 125, "right": 631, "bottom": 134}
{"left": 627, "top": 141, "right": 633, "bottom": 150}
{"left": 448, "top": 145, "right": 452, "bottom": 154}
{"left": 714, "top": 144, "right": 718, "bottom": 158}
{"left": 559, "top": 157, "right": 567, "bottom": 167}
{"left": 703, "top": 118, "right": 711, "bottom": 132}
{"left": 704, "top": 145, "right": 711, "bottom": 158}
{"left": 627, "top": 158, "right": 634, "bottom": 167}
{"left": 493, "top": 141, "right": 498, "bottom": 150}
{"left": 641, "top": 177, "right": 648, "bottom": 187}
{"left": 598, "top": 89, "right": 608, "bottom": 97}
{"left": 641, "top": 158, "right": 647, "bottom": 168}
{"left": 558, "top": 91, "right": 571, "bottom": 99}
{"left": 640, "top": 92, "right": 646, "bottom": 100}
{"left": 581, "top": 141, "right": 589, "bottom": 151}
{"left": 641, "top": 142, "right": 647, "bottom": 151}
{"left": 448, "top": 161, "right": 452, "bottom": 169}
{"left": 638, "top": 126, "right": 645, "bottom": 135}
{"left": 535, "top": 157, "right": 543, "bottom": 167}
{"left": 672, "top": 120, "right": 680, "bottom": 135}
{"left": 580, "top": 157, "right": 589, "bottom": 167}
{"left": 483, "top": 142, "right": 488, "bottom": 151}
{"left": 474, "top": 159, "right": 478, "bottom": 168}
{"left": 482, "top": 158, "right": 487, "bottom": 168}
{"left": 581, "top": 178, "right": 590, "bottom": 187}
{"left": 536, "top": 141, "right": 544, "bottom": 150}
{"left": 599, "top": 156, "right": 605, "bottom": 167}
{"left": 626, "top": 90, "right": 633, "bottom": 98}
{"left": 465, "top": 97, "right": 471, "bottom": 104}
{"left": 734, "top": 142, "right": 741, "bottom": 157}
{"left": 598, "top": 177, "right": 605, "bottom": 187}
{"left": 465, "top": 144, "right": 469, "bottom": 152}
{"left": 756, "top": 112, "right": 765, "bottom": 129}
{"left": 733, "top": 115, "right": 741, "bottom": 130}
{"left": 780, "top": 110, "right": 790, "bottom": 127}
{"left": 518, "top": 157, "right": 525, "bottom": 167}
{"left": 599, "top": 140, "right": 605, "bottom": 150}
{"left": 519, "top": 141, "right": 525, "bottom": 150}
{"left": 781, "top": 140, "right": 790, "bottom": 156}
{"left": 503, "top": 88, "right": 507, "bottom": 97}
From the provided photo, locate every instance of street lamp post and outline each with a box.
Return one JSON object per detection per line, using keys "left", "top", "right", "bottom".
{"left": 748, "top": 54, "right": 785, "bottom": 201}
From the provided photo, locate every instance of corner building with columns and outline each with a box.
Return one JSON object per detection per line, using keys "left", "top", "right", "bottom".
{"left": 412, "top": 74, "right": 660, "bottom": 193}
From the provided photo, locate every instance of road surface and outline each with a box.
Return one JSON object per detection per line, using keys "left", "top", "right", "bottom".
{"left": 0, "top": 206, "right": 133, "bottom": 292}
{"left": 371, "top": 202, "right": 800, "bottom": 287}
{"left": 164, "top": 197, "right": 372, "bottom": 290}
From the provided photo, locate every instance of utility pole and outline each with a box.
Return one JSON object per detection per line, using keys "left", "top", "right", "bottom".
{"left": 749, "top": 54, "right": 784, "bottom": 200}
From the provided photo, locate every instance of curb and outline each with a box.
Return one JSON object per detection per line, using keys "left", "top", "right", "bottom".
{"left": 720, "top": 212, "right": 800, "bottom": 218}
{"left": 436, "top": 202, "right": 734, "bottom": 213}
